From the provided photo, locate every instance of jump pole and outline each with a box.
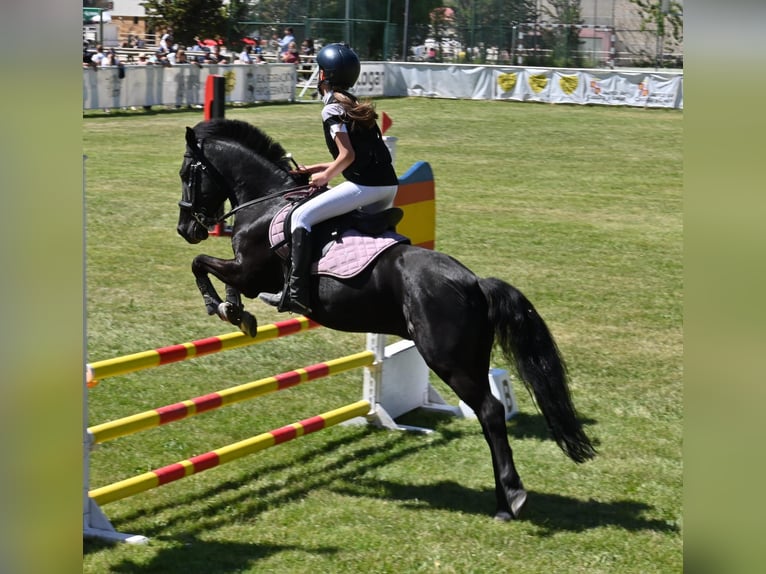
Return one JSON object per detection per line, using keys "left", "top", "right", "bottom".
{"left": 88, "top": 350, "right": 374, "bottom": 444}
{"left": 89, "top": 400, "right": 371, "bottom": 506}
{"left": 203, "top": 73, "right": 233, "bottom": 236}
{"left": 204, "top": 73, "right": 225, "bottom": 121}
{"left": 87, "top": 316, "right": 319, "bottom": 386}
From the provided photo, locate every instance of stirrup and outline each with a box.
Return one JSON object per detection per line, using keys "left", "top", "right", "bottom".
{"left": 286, "top": 299, "right": 312, "bottom": 315}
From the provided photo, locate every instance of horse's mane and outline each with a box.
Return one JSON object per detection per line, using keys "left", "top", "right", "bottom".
{"left": 193, "top": 119, "right": 288, "bottom": 167}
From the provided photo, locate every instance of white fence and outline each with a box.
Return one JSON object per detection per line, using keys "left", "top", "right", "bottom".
{"left": 83, "top": 62, "right": 682, "bottom": 110}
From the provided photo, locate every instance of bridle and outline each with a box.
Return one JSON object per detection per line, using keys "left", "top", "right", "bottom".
{"left": 178, "top": 127, "right": 240, "bottom": 228}
{"left": 179, "top": 127, "right": 316, "bottom": 228}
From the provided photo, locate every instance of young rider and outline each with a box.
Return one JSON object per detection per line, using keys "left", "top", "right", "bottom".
{"left": 280, "top": 43, "right": 399, "bottom": 315}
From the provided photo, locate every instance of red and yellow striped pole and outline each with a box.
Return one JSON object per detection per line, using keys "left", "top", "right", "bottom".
{"left": 86, "top": 317, "right": 320, "bottom": 387}
{"left": 89, "top": 400, "right": 371, "bottom": 506}
{"left": 88, "top": 350, "right": 374, "bottom": 444}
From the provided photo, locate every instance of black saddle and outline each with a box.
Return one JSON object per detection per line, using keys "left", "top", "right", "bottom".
{"left": 275, "top": 200, "right": 405, "bottom": 258}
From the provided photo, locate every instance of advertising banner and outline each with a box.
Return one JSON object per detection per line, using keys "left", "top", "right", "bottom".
{"left": 84, "top": 62, "right": 682, "bottom": 110}
{"left": 353, "top": 63, "right": 386, "bottom": 97}
{"left": 83, "top": 64, "right": 296, "bottom": 110}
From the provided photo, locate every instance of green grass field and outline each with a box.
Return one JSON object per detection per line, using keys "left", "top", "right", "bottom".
{"left": 83, "top": 98, "right": 682, "bottom": 573}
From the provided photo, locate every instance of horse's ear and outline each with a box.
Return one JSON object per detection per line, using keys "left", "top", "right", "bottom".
{"left": 185, "top": 127, "right": 197, "bottom": 147}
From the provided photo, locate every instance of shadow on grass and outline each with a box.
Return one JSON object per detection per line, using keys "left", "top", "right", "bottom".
{"left": 333, "top": 477, "right": 678, "bottom": 536}
{"left": 84, "top": 420, "right": 469, "bottom": 552}
{"left": 85, "top": 408, "right": 623, "bottom": 563}
{"left": 89, "top": 538, "right": 338, "bottom": 573}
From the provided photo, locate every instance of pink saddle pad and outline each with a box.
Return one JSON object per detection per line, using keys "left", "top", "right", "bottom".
{"left": 269, "top": 205, "right": 408, "bottom": 279}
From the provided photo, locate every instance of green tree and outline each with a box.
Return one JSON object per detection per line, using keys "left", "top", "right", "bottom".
{"left": 540, "top": 0, "right": 584, "bottom": 67}
{"left": 225, "top": 0, "right": 256, "bottom": 50}
{"left": 142, "top": 0, "right": 228, "bottom": 47}
{"left": 446, "top": 1, "right": 536, "bottom": 62}
{"left": 251, "top": 0, "right": 309, "bottom": 21}
{"left": 629, "top": 0, "right": 684, "bottom": 66}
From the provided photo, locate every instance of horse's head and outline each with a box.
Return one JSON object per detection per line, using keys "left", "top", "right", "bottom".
{"left": 177, "top": 120, "right": 307, "bottom": 244}
{"left": 177, "top": 127, "right": 230, "bottom": 244}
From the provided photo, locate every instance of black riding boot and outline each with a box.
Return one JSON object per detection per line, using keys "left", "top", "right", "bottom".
{"left": 278, "top": 227, "right": 313, "bottom": 315}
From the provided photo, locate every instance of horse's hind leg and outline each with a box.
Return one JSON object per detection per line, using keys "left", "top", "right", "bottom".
{"left": 413, "top": 311, "right": 526, "bottom": 519}
{"left": 457, "top": 381, "right": 527, "bottom": 520}
{"left": 476, "top": 392, "right": 527, "bottom": 520}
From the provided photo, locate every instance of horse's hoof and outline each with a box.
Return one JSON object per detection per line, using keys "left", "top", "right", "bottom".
{"left": 239, "top": 311, "right": 258, "bottom": 337}
{"left": 508, "top": 488, "right": 527, "bottom": 519}
{"left": 494, "top": 488, "right": 527, "bottom": 521}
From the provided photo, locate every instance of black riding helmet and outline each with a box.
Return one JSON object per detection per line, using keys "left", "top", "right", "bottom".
{"left": 316, "top": 43, "right": 360, "bottom": 90}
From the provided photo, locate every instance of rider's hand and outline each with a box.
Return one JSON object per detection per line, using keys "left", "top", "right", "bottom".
{"left": 309, "top": 171, "right": 330, "bottom": 189}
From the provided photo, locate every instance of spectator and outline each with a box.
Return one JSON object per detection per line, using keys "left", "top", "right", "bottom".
{"left": 239, "top": 45, "right": 253, "bottom": 64}
{"left": 172, "top": 48, "right": 188, "bottom": 65}
{"left": 282, "top": 41, "right": 300, "bottom": 65}
{"left": 210, "top": 43, "right": 221, "bottom": 61}
{"left": 160, "top": 28, "right": 173, "bottom": 52}
{"left": 155, "top": 50, "right": 171, "bottom": 67}
{"left": 83, "top": 41, "right": 93, "bottom": 67}
{"left": 254, "top": 53, "right": 267, "bottom": 64}
{"left": 273, "top": 27, "right": 295, "bottom": 54}
{"left": 301, "top": 38, "right": 315, "bottom": 59}
{"left": 301, "top": 38, "right": 315, "bottom": 72}
{"left": 101, "top": 48, "right": 119, "bottom": 67}
{"left": 90, "top": 44, "right": 105, "bottom": 66}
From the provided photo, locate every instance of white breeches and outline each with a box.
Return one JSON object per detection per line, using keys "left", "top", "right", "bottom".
{"left": 290, "top": 180, "right": 398, "bottom": 233}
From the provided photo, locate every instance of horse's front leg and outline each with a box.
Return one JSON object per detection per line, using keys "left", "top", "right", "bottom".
{"left": 217, "top": 285, "right": 258, "bottom": 337}
{"left": 191, "top": 254, "right": 257, "bottom": 337}
{"left": 192, "top": 258, "right": 224, "bottom": 316}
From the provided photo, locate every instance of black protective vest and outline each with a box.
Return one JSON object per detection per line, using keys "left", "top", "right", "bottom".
{"left": 322, "top": 92, "right": 399, "bottom": 186}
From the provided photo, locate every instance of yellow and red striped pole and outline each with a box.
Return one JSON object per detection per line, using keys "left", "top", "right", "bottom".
{"left": 88, "top": 351, "right": 374, "bottom": 444}
{"left": 86, "top": 317, "right": 320, "bottom": 386}
{"left": 89, "top": 400, "right": 371, "bottom": 506}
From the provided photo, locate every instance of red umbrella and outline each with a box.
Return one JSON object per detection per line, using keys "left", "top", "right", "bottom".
{"left": 200, "top": 38, "right": 219, "bottom": 47}
{"left": 242, "top": 38, "right": 256, "bottom": 45}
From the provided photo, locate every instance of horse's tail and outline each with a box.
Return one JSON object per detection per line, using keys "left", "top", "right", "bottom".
{"left": 480, "top": 277, "right": 596, "bottom": 463}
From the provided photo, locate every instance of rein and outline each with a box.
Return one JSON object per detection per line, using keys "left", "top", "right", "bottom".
{"left": 183, "top": 126, "right": 318, "bottom": 227}
{"left": 216, "top": 184, "right": 320, "bottom": 223}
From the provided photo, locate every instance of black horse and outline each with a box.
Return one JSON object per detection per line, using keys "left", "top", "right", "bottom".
{"left": 176, "top": 118, "right": 596, "bottom": 520}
